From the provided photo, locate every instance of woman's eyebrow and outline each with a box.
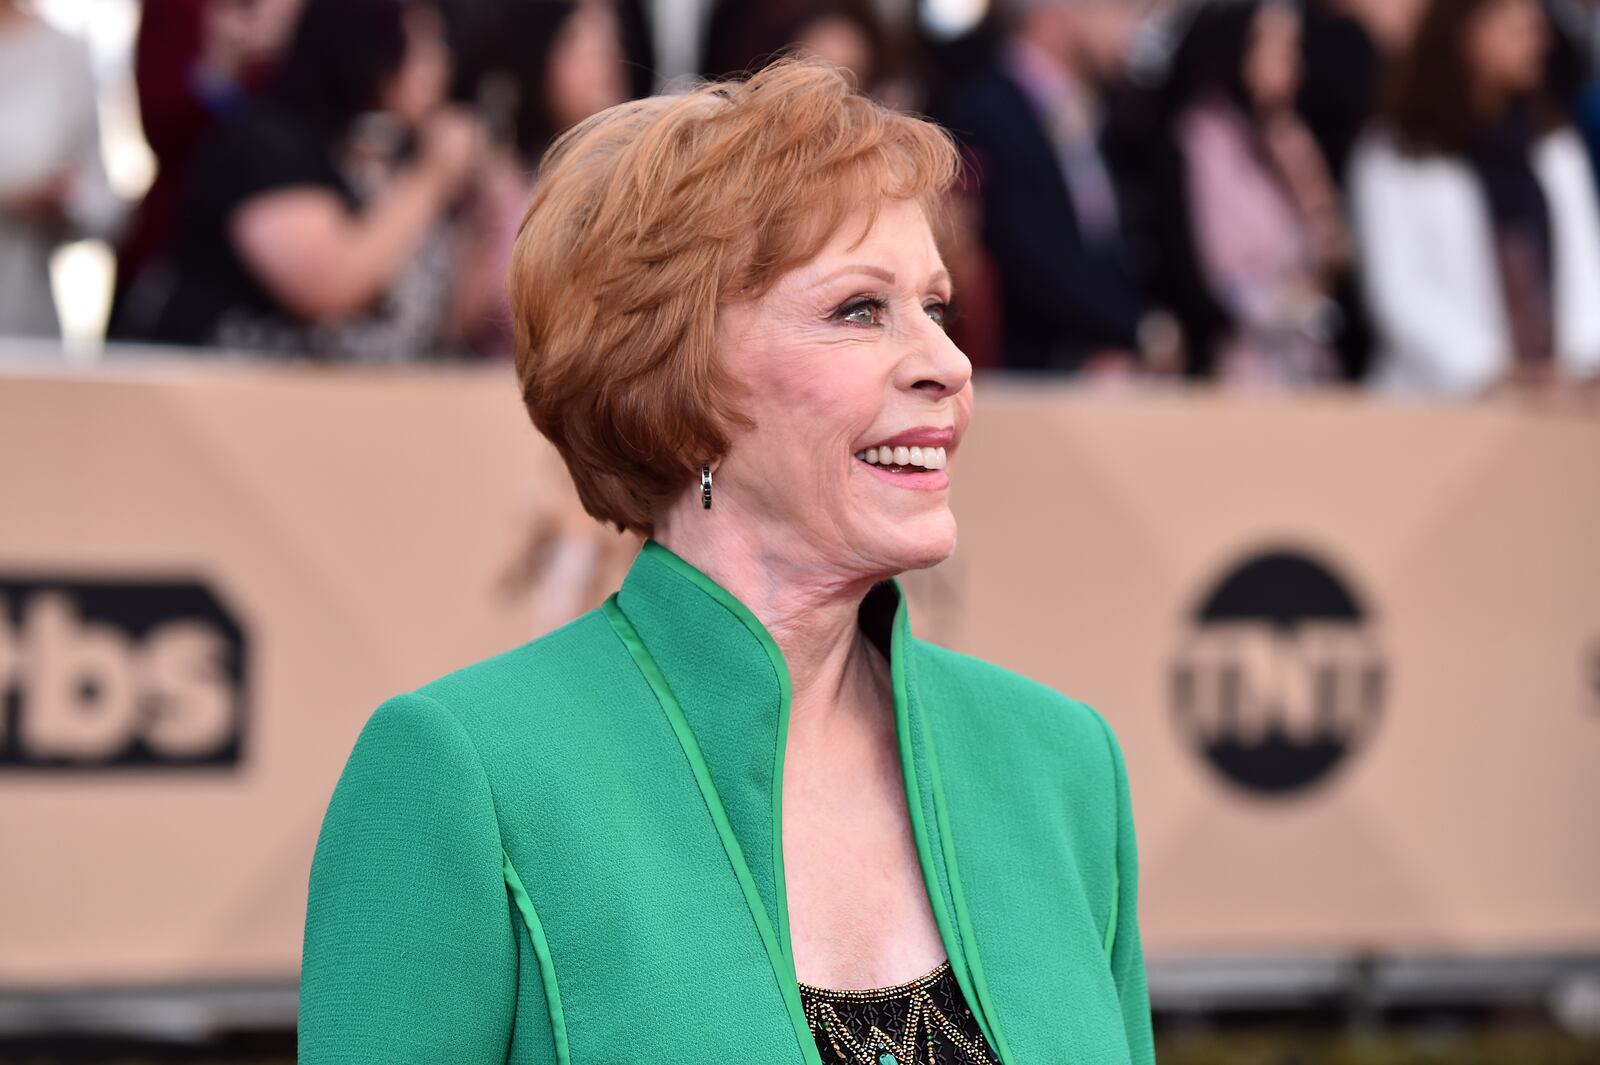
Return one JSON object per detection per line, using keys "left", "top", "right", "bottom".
{"left": 811, "top": 264, "right": 953, "bottom": 290}
{"left": 814, "top": 263, "right": 896, "bottom": 286}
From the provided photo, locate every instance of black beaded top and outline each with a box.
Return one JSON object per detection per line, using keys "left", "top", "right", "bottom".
{"left": 797, "top": 959, "right": 997, "bottom": 1065}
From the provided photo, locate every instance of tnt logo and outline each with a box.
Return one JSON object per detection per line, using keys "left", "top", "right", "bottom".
{"left": 0, "top": 578, "right": 248, "bottom": 769}
{"left": 1171, "top": 551, "right": 1384, "bottom": 797}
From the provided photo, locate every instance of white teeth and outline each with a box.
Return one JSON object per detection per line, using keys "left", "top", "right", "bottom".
{"left": 854, "top": 445, "right": 949, "bottom": 470}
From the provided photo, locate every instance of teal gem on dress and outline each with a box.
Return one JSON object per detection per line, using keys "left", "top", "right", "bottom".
{"left": 878, "top": 1053, "right": 897, "bottom": 1065}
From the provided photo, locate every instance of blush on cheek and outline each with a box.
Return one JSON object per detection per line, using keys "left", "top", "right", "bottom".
{"left": 742, "top": 356, "right": 883, "bottom": 461}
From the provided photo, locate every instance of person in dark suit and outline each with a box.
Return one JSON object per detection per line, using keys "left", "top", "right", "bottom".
{"left": 935, "top": 0, "right": 1179, "bottom": 375}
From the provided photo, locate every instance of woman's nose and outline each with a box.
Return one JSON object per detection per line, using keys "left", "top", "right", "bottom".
{"left": 903, "top": 322, "right": 973, "bottom": 397}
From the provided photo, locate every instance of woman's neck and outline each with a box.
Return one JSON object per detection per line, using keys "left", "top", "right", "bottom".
{"left": 1472, "top": 83, "right": 1515, "bottom": 125}
{"left": 652, "top": 518, "right": 886, "bottom": 723}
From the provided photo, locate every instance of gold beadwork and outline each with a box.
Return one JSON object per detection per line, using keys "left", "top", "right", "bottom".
{"left": 797, "top": 959, "right": 996, "bottom": 1065}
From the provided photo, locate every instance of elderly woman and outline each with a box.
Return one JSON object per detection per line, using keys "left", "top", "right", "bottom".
{"left": 299, "top": 60, "right": 1154, "bottom": 1065}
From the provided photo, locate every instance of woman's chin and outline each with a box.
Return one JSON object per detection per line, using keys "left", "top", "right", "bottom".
{"left": 863, "top": 513, "right": 957, "bottom": 575}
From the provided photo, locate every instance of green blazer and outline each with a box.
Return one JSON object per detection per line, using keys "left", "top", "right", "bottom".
{"left": 299, "top": 540, "right": 1155, "bottom": 1064}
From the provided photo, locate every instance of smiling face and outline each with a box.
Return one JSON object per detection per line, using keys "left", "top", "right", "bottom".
{"left": 708, "top": 198, "right": 973, "bottom": 581}
{"left": 1464, "top": 0, "right": 1549, "bottom": 102}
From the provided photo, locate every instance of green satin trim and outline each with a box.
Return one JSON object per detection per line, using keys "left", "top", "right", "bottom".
{"left": 889, "top": 595, "right": 1015, "bottom": 1065}
{"left": 502, "top": 849, "right": 571, "bottom": 1065}
{"left": 1104, "top": 867, "right": 1121, "bottom": 963}
{"left": 603, "top": 592, "right": 822, "bottom": 1065}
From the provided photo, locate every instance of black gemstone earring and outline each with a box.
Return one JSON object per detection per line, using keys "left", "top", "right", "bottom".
{"left": 701, "top": 464, "right": 713, "bottom": 509}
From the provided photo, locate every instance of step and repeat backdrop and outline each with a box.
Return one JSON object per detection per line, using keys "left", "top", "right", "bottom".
{"left": 1, "top": 359, "right": 1596, "bottom": 989}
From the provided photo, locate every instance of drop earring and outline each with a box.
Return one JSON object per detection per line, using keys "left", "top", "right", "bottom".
{"left": 701, "top": 464, "right": 713, "bottom": 510}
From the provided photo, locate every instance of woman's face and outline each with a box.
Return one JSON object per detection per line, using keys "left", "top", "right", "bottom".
{"left": 380, "top": 4, "right": 451, "bottom": 125}
{"left": 710, "top": 198, "right": 973, "bottom": 580}
{"left": 796, "top": 16, "right": 877, "bottom": 90}
{"left": 1245, "top": 2, "right": 1303, "bottom": 110}
{"left": 1072, "top": 1, "right": 1145, "bottom": 82}
{"left": 1464, "top": 0, "right": 1548, "bottom": 101}
{"left": 546, "top": 1, "right": 628, "bottom": 132}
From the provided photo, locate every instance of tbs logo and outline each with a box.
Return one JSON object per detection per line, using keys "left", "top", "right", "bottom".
{"left": 0, "top": 577, "right": 248, "bottom": 770}
{"left": 1171, "top": 551, "right": 1385, "bottom": 797}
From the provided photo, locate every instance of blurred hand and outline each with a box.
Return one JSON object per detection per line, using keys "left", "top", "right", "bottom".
{"left": 1080, "top": 349, "right": 1141, "bottom": 381}
{"left": 1484, "top": 361, "right": 1600, "bottom": 417}
{"left": 1137, "top": 309, "right": 1186, "bottom": 376}
{"left": 419, "top": 107, "right": 488, "bottom": 201}
{"left": 1502, "top": 361, "right": 1557, "bottom": 389}
{"left": 0, "top": 168, "right": 74, "bottom": 229}
{"left": 1262, "top": 112, "right": 1352, "bottom": 273}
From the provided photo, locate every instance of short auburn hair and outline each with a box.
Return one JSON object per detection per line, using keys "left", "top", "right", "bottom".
{"left": 507, "top": 58, "right": 959, "bottom": 535}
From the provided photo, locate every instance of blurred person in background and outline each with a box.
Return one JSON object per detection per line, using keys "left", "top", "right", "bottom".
{"left": 1546, "top": 0, "right": 1600, "bottom": 187}
{"left": 108, "top": 0, "right": 301, "bottom": 339}
{"left": 702, "top": 0, "right": 909, "bottom": 104}
{"left": 146, "top": 0, "right": 486, "bottom": 360}
{"left": 935, "top": 0, "right": 1182, "bottom": 377}
{"left": 1299, "top": 0, "right": 1427, "bottom": 179}
{"left": 937, "top": 149, "right": 1007, "bottom": 370}
{"left": 447, "top": 0, "right": 632, "bottom": 356}
{"left": 1162, "top": 0, "right": 1348, "bottom": 387}
{"left": 0, "top": 0, "right": 124, "bottom": 340}
{"left": 1350, "top": 0, "right": 1600, "bottom": 394}
{"left": 1295, "top": 0, "right": 1427, "bottom": 382}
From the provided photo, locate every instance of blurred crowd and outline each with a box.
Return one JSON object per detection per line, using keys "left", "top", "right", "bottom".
{"left": 5, "top": 0, "right": 1600, "bottom": 398}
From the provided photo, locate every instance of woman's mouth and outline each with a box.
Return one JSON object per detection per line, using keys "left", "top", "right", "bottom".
{"left": 852, "top": 445, "right": 948, "bottom": 472}
{"left": 850, "top": 443, "right": 951, "bottom": 491}
{"left": 851, "top": 427, "right": 955, "bottom": 490}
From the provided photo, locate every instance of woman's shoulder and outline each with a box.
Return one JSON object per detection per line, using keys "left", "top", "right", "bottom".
{"left": 413, "top": 605, "right": 620, "bottom": 717}
{"left": 1348, "top": 126, "right": 1485, "bottom": 216}
{"left": 1533, "top": 126, "right": 1592, "bottom": 179}
{"left": 1350, "top": 124, "right": 1464, "bottom": 177}
{"left": 1176, "top": 95, "right": 1252, "bottom": 148}
{"left": 344, "top": 606, "right": 626, "bottom": 779}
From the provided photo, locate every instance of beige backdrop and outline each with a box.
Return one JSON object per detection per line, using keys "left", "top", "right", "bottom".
{"left": 1, "top": 361, "right": 1596, "bottom": 988}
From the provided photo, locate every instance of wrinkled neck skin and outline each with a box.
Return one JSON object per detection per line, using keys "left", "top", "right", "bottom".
{"left": 652, "top": 485, "right": 893, "bottom": 727}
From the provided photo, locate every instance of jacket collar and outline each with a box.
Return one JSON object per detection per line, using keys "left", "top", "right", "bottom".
{"left": 603, "top": 540, "right": 1014, "bottom": 1065}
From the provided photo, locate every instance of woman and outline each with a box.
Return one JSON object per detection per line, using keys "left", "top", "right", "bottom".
{"left": 145, "top": 0, "right": 485, "bottom": 359}
{"left": 702, "top": 0, "right": 897, "bottom": 98}
{"left": 448, "top": 0, "right": 632, "bottom": 356}
{"left": 1350, "top": 0, "right": 1600, "bottom": 394}
{"left": 1165, "top": 0, "right": 1349, "bottom": 387}
{"left": 0, "top": 0, "right": 123, "bottom": 339}
{"left": 108, "top": 0, "right": 301, "bottom": 339}
{"left": 299, "top": 60, "right": 1154, "bottom": 1065}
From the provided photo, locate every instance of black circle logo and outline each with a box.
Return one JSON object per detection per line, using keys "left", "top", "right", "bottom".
{"left": 1171, "top": 550, "right": 1385, "bottom": 797}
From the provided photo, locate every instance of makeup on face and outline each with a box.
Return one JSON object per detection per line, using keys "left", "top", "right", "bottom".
{"left": 714, "top": 198, "right": 972, "bottom": 574}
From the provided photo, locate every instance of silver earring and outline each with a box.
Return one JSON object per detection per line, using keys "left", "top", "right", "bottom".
{"left": 701, "top": 464, "right": 713, "bottom": 509}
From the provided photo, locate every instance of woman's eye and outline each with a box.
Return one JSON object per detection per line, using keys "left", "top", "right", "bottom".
{"left": 836, "top": 298, "right": 885, "bottom": 326}
{"left": 926, "top": 300, "right": 958, "bottom": 331}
